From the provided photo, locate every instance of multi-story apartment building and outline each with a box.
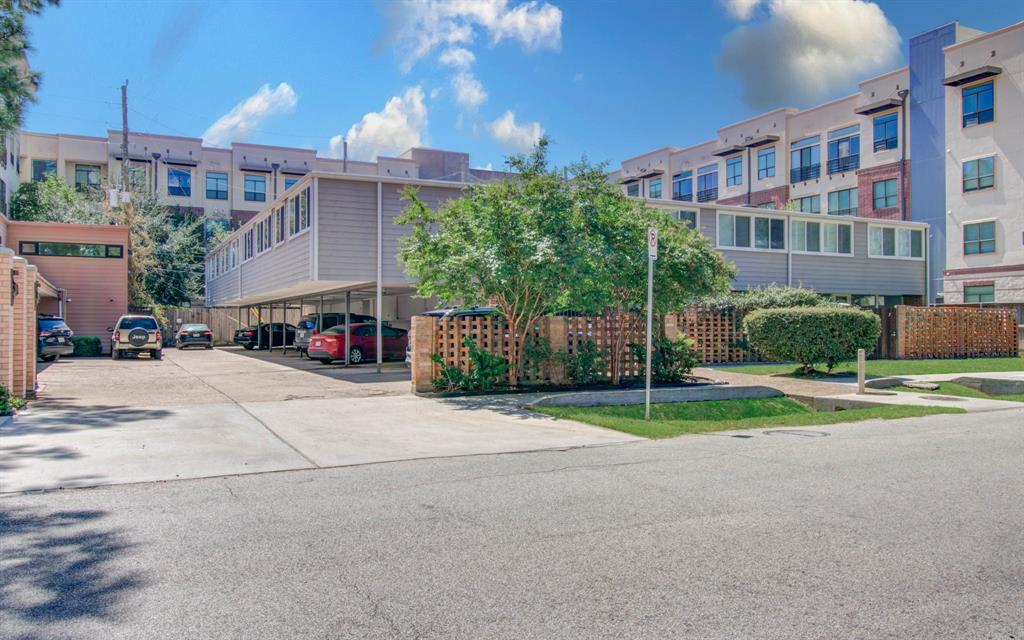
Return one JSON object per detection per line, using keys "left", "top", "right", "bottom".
{"left": 0, "top": 130, "right": 20, "bottom": 218}
{"left": 614, "top": 19, "right": 1024, "bottom": 305}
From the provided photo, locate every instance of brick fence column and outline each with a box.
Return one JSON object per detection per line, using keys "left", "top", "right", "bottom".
{"left": 410, "top": 315, "right": 438, "bottom": 393}
{"left": 546, "top": 316, "right": 568, "bottom": 385}
{"left": 24, "top": 266, "right": 39, "bottom": 397}
{"left": 0, "top": 249, "right": 13, "bottom": 394}
{"left": 663, "top": 313, "right": 678, "bottom": 341}
{"left": 10, "top": 257, "right": 28, "bottom": 397}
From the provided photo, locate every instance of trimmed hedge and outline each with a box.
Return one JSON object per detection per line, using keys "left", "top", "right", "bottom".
{"left": 701, "top": 285, "right": 831, "bottom": 315}
{"left": 743, "top": 307, "right": 881, "bottom": 373}
{"left": 71, "top": 336, "right": 103, "bottom": 357}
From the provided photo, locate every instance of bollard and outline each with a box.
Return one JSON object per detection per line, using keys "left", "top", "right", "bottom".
{"left": 857, "top": 348, "right": 866, "bottom": 394}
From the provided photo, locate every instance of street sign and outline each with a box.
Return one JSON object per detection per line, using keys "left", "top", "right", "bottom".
{"left": 648, "top": 227, "right": 658, "bottom": 259}
{"left": 645, "top": 227, "right": 656, "bottom": 420}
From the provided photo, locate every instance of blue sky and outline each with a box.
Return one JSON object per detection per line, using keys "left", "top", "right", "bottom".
{"left": 22, "top": 0, "right": 1022, "bottom": 170}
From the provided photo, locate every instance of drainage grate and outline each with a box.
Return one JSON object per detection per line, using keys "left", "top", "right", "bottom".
{"left": 762, "top": 429, "right": 829, "bottom": 438}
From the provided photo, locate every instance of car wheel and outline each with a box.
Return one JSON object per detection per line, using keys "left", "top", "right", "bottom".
{"left": 176, "top": 344, "right": 183, "bottom": 350}
{"left": 319, "top": 358, "right": 333, "bottom": 365}
{"left": 349, "top": 346, "right": 364, "bottom": 364}
{"left": 243, "top": 345, "right": 254, "bottom": 350}
{"left": 112, "top": 349, "right": 120, "bottom": 360}
{"left": 40, "top": 354, "right": 58, "bottom": 362}
{"left": 152, "top": 350, "right": 163, "bottom": 361}
{"left": 205, "top": 345, "right": 213, "bottom": 350}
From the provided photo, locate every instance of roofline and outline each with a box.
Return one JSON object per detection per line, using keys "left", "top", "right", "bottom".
{"left": 18, "top": 131, "right": 108, "bottom": 142}
{"left": 791, "top": 91, "right": 860, "bottom": 118}
{"left": 944, "top": 19, "right": 1024, "bottom": 53}
{"left": 231, "top": 141, "right": 318, "bottom": 153}
{"left": 716, "top": 107, "right": 797, "bottom": 134}
{"left": 105, "top": 129, "right": 203, "bottom": 143}
{"left": 857, "top": 66, "right": 908, "bottom": 87}
{"left": 619, "top": 146, "right": 679, "bottom": 164}
{"left": 668, "top": 139, "right": 720, "bottom": 157}
{"left": 633, "top": 197, "right": 930, "bottom": 228}
{"left": 6, "top": 219, "right": 131, "bottom": 233}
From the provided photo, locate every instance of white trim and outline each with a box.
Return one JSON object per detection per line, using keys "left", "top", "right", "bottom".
{"left": 867, "top": 223, "right": 926, "bottom": 260}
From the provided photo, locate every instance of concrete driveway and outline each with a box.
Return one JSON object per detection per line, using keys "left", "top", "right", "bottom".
{"left": 0, "top": 349, "right": 636, "bottom": 493}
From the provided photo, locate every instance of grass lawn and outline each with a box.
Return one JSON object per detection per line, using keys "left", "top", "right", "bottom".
{"left": 892, "top": 381, "right": 1024, "bottom": 403}
{"left": 534, "top": 397, "right": 963, "bottom": 439}
{"left": 723, "top": 356, "right": 1024, "bottom": 378}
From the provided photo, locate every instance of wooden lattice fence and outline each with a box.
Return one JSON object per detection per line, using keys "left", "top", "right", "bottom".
{"left": 897, "top": 305, "right": 1018, "bottom": 359}
{"left": 674, "top": 305, "right": 761, "bottom": 364}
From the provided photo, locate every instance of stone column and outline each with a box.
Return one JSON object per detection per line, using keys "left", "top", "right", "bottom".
{"left": 662, "top": 313, "right": 678, "bottom": 341}
{"left": 23, "top": 265, "right": 39, "bottom": 397}
{"left": 0, "top": 248, "right": 14, "bottom": 394}
{"left": 410, "top": 315, "right": 437, "bottom": 393}
{"left": 546, "top": 316, "right": 568, "bottom": 385}
{"left": 10, "top": 257, "right": 28, "bottom": 397}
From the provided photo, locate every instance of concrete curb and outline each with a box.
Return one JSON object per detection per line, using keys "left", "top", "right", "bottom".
{"left": 530, "top": 385, "right": 784, "bottom": 408}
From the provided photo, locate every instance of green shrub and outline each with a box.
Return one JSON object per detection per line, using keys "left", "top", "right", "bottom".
{"left": 431, "top": 337, "right": 509, "bottom": 392}
{"left": 0, "top": 382, "right": 26, "bottom": 415}
{"left": 630, "top": 335, "right": 701, "bottom": 384}
{"left": 743, "top": 307, "right": 880, "bottom": 374}
{"left": 559, "top": 340, "right": 605, "bottom": 386}
{"left": 71, "top": 336, "right": 103, "bottom": 357}
{"left": 702, "top": 285, "right": 830, "bottom": 315}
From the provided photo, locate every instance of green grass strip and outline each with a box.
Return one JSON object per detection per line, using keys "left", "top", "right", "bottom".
{"left": 724, "top": 356, "right": 1024, "bottom": 378}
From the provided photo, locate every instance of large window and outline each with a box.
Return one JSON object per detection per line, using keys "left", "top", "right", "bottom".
{"left": 648, "top": 178, "right": 662, "bottom": 199}
{"left": 757, "top": 147, "right": 775, "bottom": 179}
{"left": 872, "top": 178, "right": 897, "bottom": 210}
{"left": 827, "top": 188, "right": 858, "bottom": 216}
{"left": 244, "top": 175, "right": 266, "bottom": 202}
{"left": 696, "top": 164, "right": 718, "bottom": 202}
{"left": 275, "top": 207, "right": 285, "bottom": 243}
{"left": 962, "top": 156, "right": 995, "bottom": 192}
{"left": 167, "top": 167, "right": 191, "bottom": 197}
{"left": 243, "top": 228, "right": 254, "bottom": 260}
{"left": 206, "top": 172, "right": 228, "bottom": 199}
{"left": 718, "top": 213, "right": 784, "bottom": 250}
{"left": 19, "top": 241, "right": 123, "bottom": 259}
{"left": 669, "top": 210, "right": 697, "bottom": 228}
{"left": 256, "top": 216, "right": 272, "bottom": 253}
{"left": 964, "top": 284, "right": 995, "bottom": 303}
{"left": 827, "top": 125, "right": 860, "bottom": 174}
{"left": 793, "top": 220, "right": 851, "bottom": 254}
{"left": 299, "top": 186, "right": 311, "bottom": 230}
{"left": 790, "top": 137, "right": 820, "bottom": 183}
{"left": 792, "top": 195, "right": 820, "bottom": 214}
{"left": 963, "top": 221, "right": 995, "bottom": 255}
{"left": 626, "top": 183, "right": 639, "bottom": 197}
{"left": 873, "top": 113, "right": 898, "bottom": 151}
{"left": 74, "top": 164, "right": 101, "bottom": 191}
{"left": 672, "top": 171, "right": 692, "bottom": 201}
{"left": 726, "top": 156, "right": 742, "bottom": 187}
{"left": 868, "top": 225, "right": 924, "bottom": 258}
{"left": 32, "top": 159, "right": 56, "bottom": 181}
{"left": 962, "top": 82, "right": 994, "bottom": 128}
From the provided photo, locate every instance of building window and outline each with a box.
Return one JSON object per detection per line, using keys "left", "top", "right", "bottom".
{"left": 753, "top": 216, "right": 785, "bottom": 250}
{"left": 719, "top": 213, "right": 784, "bottom": 250}
{"left": 672, "top": 171, "right": 693, "bottom": 201}
{"left": 74, "top": 164, "right": 101, "bottom": 191}
{"left": 244, "top": 175, "right": 266, "bottom": 202}
{"left": 19, "top": 241, "right": 123, "bottom": 259}
{"left": 243, "top": 229, "right": 254, "bottom": 260}
{"left": 299, "top": 187, "right": 311, "bottom": 230}
{"left": 289, "top": 196, "right": 298, "bottom": 235}
{"left": 726, "top": 156, "right": 742, "bottom": 187}
{"left": 827, "top": 126, "right": 860, "bottom": 174}
{"left": 206, "top": 172, "right": 228, "bottom": 199}
{"left": 792, "top": 221, "right": 851, "bottom": 255}
{"left": 963, "top": 221, "right": 996, "bottom": 255}
{"left": 32, "top": 159, "right": 57, "bottom": 181}
{"left": 626, "top": 183, "right": 639, "bottom": 197}
{"left": 285, "top": 178, "right": 298, "bottom": 190}
{"left": 962, "top": 82, "right": 994, "bottom": 128}
{"left": 0, "top": 178, "right": 6, "bottom": 216}
{"left": 696, "top": 164, "right": 718, "bottom": 202}
{"left": 873, "top": 113, "right": 898, "bottom": 151}
{"left": 827, "top": 188, "right": 858, "bottom": 216}
{"left": 790, "top": 220, "right": 820, "bottom": 252}
{"left": 669, "top": 210, "right": 697, "bottom": 228}
{"left": 167, "top": 167, "right": 192, "bottom": 197}
{"left": 757, "top": 147, "right": 775, "bottom": 179}
{"left": 790, "top": 137, "right": 820, "bottom": 183}
{"left": 964, "top": 284, "right": 995, "bottom": 303}
{"left": 962, "top": 156, "right": 995, "bottom": 192}
{"left": 792, "top": 195, "right": 820, "bottom": 214}
{"left": 648, "top": 178, "right": 662, "bottom": 199}
{"left": 275, "top": 207, "right": 285, "bottom": 243}
{"left": 872, "top": 178, "right": 897, "bottom": 210}
{"left": 718, "top": 214, "right": 750, "bottom": 248}
{"left": 868, "top": 225, "right": 924, "bottom": 258}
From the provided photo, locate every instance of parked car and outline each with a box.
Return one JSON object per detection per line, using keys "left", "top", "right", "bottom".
{"left": 293, "top": 312, "right": 376, "bottom": 356}
{"left": 176, "top": 323, "right": 213, "bottom": 350}
{"left": 37, "top": 316, "right": 74, "bottom": 362}
{"left": 307, "top": 323, "right": 408, "bottom": 364}
{"left": 233, "top": 323, "right": 296, "bottom": 350}
{"left": 421, "top": 306, "right": 497, "bottom": 318}
{"left": 109, "top": 315, "right": 162, "bottom": 360}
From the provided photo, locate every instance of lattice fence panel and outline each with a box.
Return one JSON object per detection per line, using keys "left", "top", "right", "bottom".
{"left": 432, "top": 314, "right": 552, "bottom": 384}
{"left": 675, "top": 305, "right": 761, "bottom": 364}
{"left": 564, "top": 314, "right": 646, "bottom": 382}
{"left": 898, "top": 305, "right": 1018, "bottom": 359}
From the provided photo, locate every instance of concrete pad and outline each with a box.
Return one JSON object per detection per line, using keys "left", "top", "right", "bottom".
{"left": 0, "top": 403, "right": 311, "bottom": 493}
{"left": 814, "top": 391, "right": 1024, "bottom": 414}
{"left": 242, "top": 395, "right": 640, "bottom": 468}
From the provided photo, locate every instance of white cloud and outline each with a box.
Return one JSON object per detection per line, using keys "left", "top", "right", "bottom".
{"left": 439, "top": 46, "right": 476, "bottom": 69}
{"left": 202, "top": 82, "right": 298, "bottom": 147}
{"left": 489, "top": 110, "right": 543, "bottom": 152}
{"left": 721, "top": 0, "right": 761, "bottom": 20}
{"left": 329, "top": 86, "right": 428, "bottom": 161}
{"left": 719, "top": 0, "right": 900, "bottom": 108}
{"left": 452, "top": 71, "right": 488, "bottom": 108}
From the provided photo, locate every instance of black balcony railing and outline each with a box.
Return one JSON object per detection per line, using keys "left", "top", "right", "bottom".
{"left": 827, "top": 154, "right": 859, "bottom": 174}
{"left": 790, "top": 164, "right": 821, "bottom": 183}
{"left": 828, "top": 207, "right": 857, "bottom": 217}
{"left": 696, "top": 188, "right": 718, "bottom": 203}
{"left": 873, "top": 137, "right": 897, "bottom": 152}
{"left": 673, "top": 194, "right": 693, "bottom": 202}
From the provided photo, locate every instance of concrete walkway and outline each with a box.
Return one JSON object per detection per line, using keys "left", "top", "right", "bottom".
{"left": 694, "top": 366, "right": 851, "bottom": 398}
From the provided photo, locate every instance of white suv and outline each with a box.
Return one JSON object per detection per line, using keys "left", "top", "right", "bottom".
{"left": 110, "top": 315, "right": 163, "bottom": 360}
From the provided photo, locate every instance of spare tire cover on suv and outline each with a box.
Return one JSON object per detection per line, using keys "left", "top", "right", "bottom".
{"left": 128, "top": 328, "right": 150, "bottom": 347}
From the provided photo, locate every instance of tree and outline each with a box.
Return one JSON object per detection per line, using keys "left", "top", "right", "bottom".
{"left": 8, "top": 174, "right": 103, "bottom": 222}
{"left": 0, "top": 0, "right": 58, "bottom": 138}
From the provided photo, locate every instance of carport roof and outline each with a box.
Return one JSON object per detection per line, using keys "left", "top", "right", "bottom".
{"left": 219, "top": 280, "right": 418, "bottom": 307}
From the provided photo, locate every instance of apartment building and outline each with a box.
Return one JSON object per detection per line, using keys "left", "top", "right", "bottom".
{"left": 0, "top": 131, "right": 20, "bottom": 217}
{"left": 614, "top": 19, "right": 1024, "bottom": 305}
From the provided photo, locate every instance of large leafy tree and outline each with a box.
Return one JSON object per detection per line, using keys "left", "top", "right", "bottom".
{"left": 0, "top": 0, "right": 57, "bottom": 138}
{"left": 8, "top": 174, "right": 104, "bottom": 222}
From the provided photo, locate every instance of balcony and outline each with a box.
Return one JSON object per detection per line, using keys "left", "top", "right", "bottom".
{"left": 873, "top": 137, "right": 897, "bottom": 152}
{"left": 790, "top": 164, "right": 820, "bottom": 183}
{"left": 828, "top": 207, "right": 857, "bottom": 217}
{"left": 672, "top": 194, "right": 693, "bottom": 202}
{"left": 696, "top": 188, "right": 718, "bottom": 203}
{"left": 827, "top": 154, "right": 859, "bottom": 175}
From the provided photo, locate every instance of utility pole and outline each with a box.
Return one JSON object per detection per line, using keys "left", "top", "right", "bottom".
{"left": 120, "top": 81, "right": 130, "bottom": 194}
{"left": 645, "top": 227, "right": 658, "bottom": 421}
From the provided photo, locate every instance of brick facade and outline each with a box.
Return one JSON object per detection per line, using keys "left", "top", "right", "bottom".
{"left": 1, "top": 250, "right": 41, "bottom": 399}
{"left": 718, "top": 185, "right": 790, "bottom": 209}
{"left": 856, "top": 160, "right": 910, "bottom": 221}
{"left": 0, "top": 249, "right": 13, "bottom": 395}
{"left": 231, "top": 209, "right": 257, "bottom": 229}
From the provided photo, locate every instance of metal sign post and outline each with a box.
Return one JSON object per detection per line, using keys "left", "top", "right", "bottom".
{"left": 645, "top": 227, "right": 658, "bottom": 421}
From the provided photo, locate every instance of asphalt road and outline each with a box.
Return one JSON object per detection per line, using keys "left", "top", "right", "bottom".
{"left": 2, "top": 408, "right": 1022, "bottom": 639}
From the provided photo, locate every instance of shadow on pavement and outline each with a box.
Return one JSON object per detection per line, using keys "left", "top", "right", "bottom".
{"left": 0, "top": 443, "right": 81, "bottom": 473}
{"left": 224, "top": 347, "right": 411, "bottom": 384}
{"left": 2, "top": 405, "right": 174, "bottom": 435}
{"left": 0, "top": 506, "right": 145, "bottom": 636}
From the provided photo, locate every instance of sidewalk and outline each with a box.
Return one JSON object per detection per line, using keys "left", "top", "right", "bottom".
{"left": 694, "top": 367, "right": 851, "bottom": 398}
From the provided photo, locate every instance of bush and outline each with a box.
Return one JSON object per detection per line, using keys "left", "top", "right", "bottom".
{"left": 0, "top": 382, "right": 26, "bottom": 415}
{"left": 702, "top": 285, "right": 830, "bottom": 315}
{"left": 71, "top": 336, "right": 103, "bottom": 357}
{"left": 559, "top": 340, "right": 605, "bottom": 386}
{"left": 431, "top": 337, "right": 509, "bottom": 392}
{"left": 744, "top": 307, "right": 880, "bottom": 373}
{"left": 631, "top": 335, "right": 701, "bottom": 384}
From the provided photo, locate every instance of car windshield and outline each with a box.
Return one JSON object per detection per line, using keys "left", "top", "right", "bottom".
{"left": 181, "top": 324, "right": 209, "bottom": 332}
{"left": 119, "top": 317, "right": 158, "bottom": 330}
{"left": 39, "top": 318, "right": 69, "bottom": 331}
{"left": 297, "top": 320, "right": 316, "bottom": 330}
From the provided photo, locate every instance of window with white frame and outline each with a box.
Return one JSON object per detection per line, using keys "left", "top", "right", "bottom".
{"left": 243, "top": 228, "right": 254, "bottom": 260}
{"left": 275, "top": 207, "right": 285, "bottom": 243}
{"left": 256, "top": 218, "right": 266, "bottom": 253}
{"left": 791, "top": 219, "right": 852, "bottom": 254}
{"left": 289, "top": 196, "right": 299, "bottom": 235}
{"left": 298, "top": 187, "right": 311, "bottom": 231}
{"left": 868, "top": 225, "right": 923, "bottom": 258}
{"left": 230, "top": 240, "right": 238, "bottom": 268}
{"left": 718, "top": 213, "right": 784, "bottom": 250}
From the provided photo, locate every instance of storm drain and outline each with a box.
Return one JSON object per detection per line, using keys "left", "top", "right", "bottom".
{"left": 762, "top": 429, "right": 829, "bottom": 438}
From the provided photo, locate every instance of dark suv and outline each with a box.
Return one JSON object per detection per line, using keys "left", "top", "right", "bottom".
{"left": 38, "top": 316, "right": 74, "bottom": 362}
{"left": 293, "top": 313, "right": 375, "bottom": 357}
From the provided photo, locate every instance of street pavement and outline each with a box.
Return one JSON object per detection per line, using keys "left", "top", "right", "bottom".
{"left": 2, "top": 407, "right": 1022, "bottom": 639}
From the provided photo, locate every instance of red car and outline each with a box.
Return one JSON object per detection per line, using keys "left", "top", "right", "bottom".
{"left": 307, "top": 323, "right": 408, "bottom": 365}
